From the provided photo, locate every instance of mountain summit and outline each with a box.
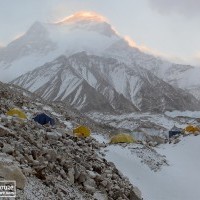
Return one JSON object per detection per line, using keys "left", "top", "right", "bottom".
{"left": 54, "top": 11, "right": 118, "bottom": 37}
{"left": 0, "top": 12, "right": 121, "bottom": 82}
{"left": 56, "top": 11, "right": 107, "bottom": 24}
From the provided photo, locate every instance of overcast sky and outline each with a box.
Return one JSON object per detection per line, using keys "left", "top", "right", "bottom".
{"left": 0, "top": 0, "right": 200, "bottom": 66}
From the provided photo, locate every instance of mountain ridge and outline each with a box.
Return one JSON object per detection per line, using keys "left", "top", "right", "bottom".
{"left": 12, "top": 52, "right": 200, "bottom": 113}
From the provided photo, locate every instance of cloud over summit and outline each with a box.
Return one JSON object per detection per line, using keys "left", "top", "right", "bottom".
{"left": 148, "top": 0, "right": 200, "bottom": 17}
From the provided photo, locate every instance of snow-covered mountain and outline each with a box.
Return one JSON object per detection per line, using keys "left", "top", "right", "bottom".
{"left": 0, "top": 12, "right": 120, "bottom": 82}
{"left": 104, "top": 39, "right": 200, "bottom": 100}
{"left": 1, "top": 11, "right": 200, "bottom": 112}
{"left": 1, "top": 11, "right": 199, "bottom": 98}
{"left": 12, "top": 52, "right": 200, "bottom": 113}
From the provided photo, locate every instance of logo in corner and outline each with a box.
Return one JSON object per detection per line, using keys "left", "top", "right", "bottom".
{"left": 0, "top": 181, "right": 16, "bottom": 197}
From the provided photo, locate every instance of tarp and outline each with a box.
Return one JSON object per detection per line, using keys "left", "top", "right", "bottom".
{"left": 73, "top": 125, "right": 91, "bottom": 137}
{"left": 6, "top": 108, "right": 27, "bottom": 119}
{"left": 110, "top": 133, "right": 135, "bottom": 144}
{"left": 33, "top": 113, "right": 55, "bottom": 126}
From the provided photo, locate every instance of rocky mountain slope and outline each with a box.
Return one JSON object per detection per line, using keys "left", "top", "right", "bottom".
{"left": 12, "top": 52, "right": 200, "bottom": 113}
{"left": 0, "top": 81, "right": 141, "bottom": 200}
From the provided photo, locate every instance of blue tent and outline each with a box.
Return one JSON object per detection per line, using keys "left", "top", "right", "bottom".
{"left": 169, "top": 125, "right": 182, "bottom": 138}
{"left": 33, "top": 113, "right": 55, "bottom": 126}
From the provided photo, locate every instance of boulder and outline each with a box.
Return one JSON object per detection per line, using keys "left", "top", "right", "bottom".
{"left": 45, "top": 149, "right": 57, "bottom": 162}
{"left": 101, "top": 180, "right": 108, "bottom": 187}
{"left": 67, "top": 167, "right": 75, "bottom": 184}
{"left": 84, "top": 184, "right": 96, "bottom": 194}
{"left": 132, "top": 186, "right": 142, "bottom": 199}
{"left": 2, "top": 143, "right": 14, "bottom": 154}
{"left": 129, "top": 187, "right": 142, "bottom": 200}
{"left": 0, "top": 127, "right": 10, "bottom": 137}
{"left": 83, "top": 177, "right": 96, "bottom": 188}
{"left": 0, "top": 164, "right": 26, "bottom": 189}
{"left": 78, "top": 172, "right": 87, "bottom": 183}
{"left": 46, "top": 132, "right": 62, "bottom": 140}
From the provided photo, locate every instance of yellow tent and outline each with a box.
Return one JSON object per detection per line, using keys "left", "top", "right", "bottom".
{"left": 110, "top": 133, "right": 135, "bottom": 144}
{"left": 6, "top": 108, "right": 27, "bottom": 119}
{"left": 184, "top": 125, "right": 200, "bottom": 134}
{"left": 73, "top": 125, "right": 91, "bottom": 137}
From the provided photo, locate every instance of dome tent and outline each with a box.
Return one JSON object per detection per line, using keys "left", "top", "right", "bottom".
{"left": 6, "top": 108, "right": 27, "bottom": 119}
{"left": 73, "top": 125, "right": 91, "bottom": 137}
{"left": 33, "top": 113, "right": 55, "bottom": 126}
{"left": 184, "top": 125, "right": 200, "bottom": 134}
{"left": 110, "top": 133, "right": 135, "bottom": 144}
{"left": 169, "top": 125, "right": 183, "bottom": 138}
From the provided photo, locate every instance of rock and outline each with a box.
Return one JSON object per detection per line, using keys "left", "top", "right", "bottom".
{"left": 84, "top": 184, "right": 96, "bottom": 194}
{"left": 63, "top": 160, "right": 74, "bottom": 169}
{"left": 67, "top": 167, "right": 75, "bottom": 184}
{"left": 0, "top": 127, "right": 10, "bottom": 137}
{"left": 32, "top": 160, "right": 40, "bottom": 166}
{"left": 174, "top": 138, "right": 181, "bottom": 144}
{"left": 37, "top": 156, "right": 46, "bottom": 163}
{"left": 0, "top": 164, "right": 26, "bottom": 189}
{"left": 46, "top": 132, "right": 62, "bottom": 140}
{"left": 94, "top": 174, "right": 104, "bottom": 183}
{"left": 60, "top": 169, "right": 67, "bottom": 179}
{"left": 74, "top": 165, "right": 81, "bottom": 180}
{"left": 22, "top": 167, "right": 33, "bottom": 175}
{"left": 101, "top": 180, "right": 108, "bottom": 187}
{"left": 78, "top": 172, "right": 87, "bottom": 183}
{"left": 2, "top": 143, "right": 14, "bottom": 154}
{"left": 74, "top": 155, "right": 81, "bottom": 163}
{"left": 24, "top": 154, "right": 34, "bottom": 164}
{"left": 46, "top": 149, "right": 57, "bottom": 162}
{"left": 87, "top": 170, "right": 96, "bottom": 179}
{"left": 148, "top": 141, "right": 157, "bottom": 147}
{"left": 129, "top": 187, "right": 142, "bottom": 200}
{"left": 132, "top": 186, "right": 142, "bottom": 199}
{"left": 81, "top": 162, "right": 91, "bottom": 170}
{"left": 94, "top": 192, "right": 108, "bottom": 200}
{"left": 112, "top": 189, "right": 122, "bottom": 199}
{"left": 151, "top": 135, "right": 165, "bottom": 144}
{"left": 83, "top": 177, "right": 96, "bottom": 188}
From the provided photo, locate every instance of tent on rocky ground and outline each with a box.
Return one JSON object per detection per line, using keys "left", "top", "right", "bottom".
{"left": 73, "top": 125, "right": 91, "bottom": 137}
{"left": 184, "top": 125, "right": 200, "bottom": 134}
{"left": 6, "top": 108, "right": 27, "bottom": 119}
{"left": 169, "top": 125, "right": 183, "bottom": 138}
{"left": 110, "top": 133, "right": 135, "bottom": 144}
{"left": 33, "top": 113, "right": 55, "bottom": 126}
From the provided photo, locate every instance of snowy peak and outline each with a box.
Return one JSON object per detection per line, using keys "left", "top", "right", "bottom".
{"left": 54, "top": 11, "right": 118, "bottom": 37}
{"left": 26, "top": 21, "right": 47, "bottom": 35}
{"left": 56, "top": 11, "right": 107, "bottom": 24}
